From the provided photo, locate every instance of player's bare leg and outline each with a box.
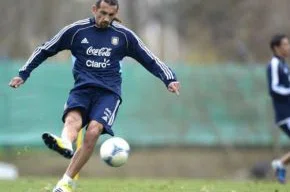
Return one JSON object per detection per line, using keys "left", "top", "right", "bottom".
{"left": 42, "top": 110, "right": 83, "bottom": 159}
{"left": 53, "top": 120, "right": 103, "bottom": 192}
{"left": 66, "top": 120, "right": 103, "bottom": 178}
{"left": 62, "top": 110, "right": 83, "bottom": 144}
{"left": 281, "top": 152, "right": 290, "bottom": 165}
{"left": 274, "top": 152, "right": 290, "bottom": 170}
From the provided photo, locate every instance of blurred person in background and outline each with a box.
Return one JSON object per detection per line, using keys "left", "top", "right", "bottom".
{"left": 267, "top": 34, "right": 290, "bottom": 184}
{"left": 8, "top": 0, "right": 180, "bottom": 191}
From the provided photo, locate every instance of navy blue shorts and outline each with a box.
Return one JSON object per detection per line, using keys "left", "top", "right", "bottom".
{"left": 273, "top": 101, "right": 290, "bottom": 123}
{"left": 280, "top": 123, "right": 290, "bottom": 139}
{"left": 62, "top": 87, "right": 121, "bottom": 136}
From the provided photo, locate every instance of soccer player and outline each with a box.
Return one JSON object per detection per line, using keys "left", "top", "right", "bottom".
{"left": 9, "top": 0, "right": 179, "bottom": 191}
{"left": 267, "top": 34, "right": 290, "bottom": 184}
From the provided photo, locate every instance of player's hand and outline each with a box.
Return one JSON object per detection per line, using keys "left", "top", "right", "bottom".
{"left": 167, "top": 81, "right": 180, "bottom": 95}
{"left": 9, "top": 76, "right": 24, "bottom": 88}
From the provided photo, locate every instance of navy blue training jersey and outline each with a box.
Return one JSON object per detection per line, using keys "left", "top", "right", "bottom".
{"left": 18, "top": 18, "right": 177, "bottom": 97}
{"left": 267, "top": 56, "right": 290, "bottom": 124}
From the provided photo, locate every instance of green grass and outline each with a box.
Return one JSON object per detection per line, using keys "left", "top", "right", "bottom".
{"left": 0, "top": 178, "right": 289, "bottom": 192}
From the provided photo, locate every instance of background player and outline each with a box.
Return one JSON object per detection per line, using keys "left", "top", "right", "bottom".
{"left": 267, "top": 34, "right": 290, "bottom": 184}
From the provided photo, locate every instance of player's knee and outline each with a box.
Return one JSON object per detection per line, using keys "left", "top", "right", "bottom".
{"left": 83, "top": 121, "right": 103, "bottom": 151}
{"left": 65, "top": 111, "right": 82, "bottom": 129}
{"left": 86, "top": 121, "right": 103, "bottom": 139}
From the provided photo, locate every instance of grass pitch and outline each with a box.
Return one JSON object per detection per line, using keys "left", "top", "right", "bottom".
{"left": 0, "top": 178, "right": 289, "bottom": 192}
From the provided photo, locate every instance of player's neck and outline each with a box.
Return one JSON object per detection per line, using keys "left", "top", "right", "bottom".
{"left": 274, "top": 53, "right": 286, "bottom": 61}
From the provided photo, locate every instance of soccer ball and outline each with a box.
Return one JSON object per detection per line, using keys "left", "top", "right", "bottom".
{"left": 100, "top": 137, "right": 130, "bottom": 167}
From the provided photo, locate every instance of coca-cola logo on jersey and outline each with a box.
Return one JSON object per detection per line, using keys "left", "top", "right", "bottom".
{"left": 86, "top": 47, "right": 112, "bottom": 57}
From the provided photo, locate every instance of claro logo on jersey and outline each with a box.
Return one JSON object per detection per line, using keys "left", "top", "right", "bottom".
{"left": 86, "top": 47, "right": 112, "bottom": 57}
{"left": 86, "top": 58, "right": 110, "bottom": 68}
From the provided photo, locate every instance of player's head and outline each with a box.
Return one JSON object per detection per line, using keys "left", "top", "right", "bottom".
{"left": 92, "top": 0, "right": 119, "bottom": 28}
{"left": 270, "top": 34, "right": 290, "bottom": 58}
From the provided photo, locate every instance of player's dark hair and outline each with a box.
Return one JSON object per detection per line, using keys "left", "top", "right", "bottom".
{"left": 270, "top": 34, "right": 288, "bottom": 52}
{"left": 96, "top": 0, "right": 119, "bottom": 10}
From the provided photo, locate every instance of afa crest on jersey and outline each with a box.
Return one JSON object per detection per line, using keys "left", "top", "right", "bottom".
{"left": 111, "top": 37, "right": 119, "bottom": 46}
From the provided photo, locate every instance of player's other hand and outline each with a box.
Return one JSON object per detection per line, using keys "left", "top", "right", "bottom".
{"left": 168, "top": 81, "right": 180, "bottom": 95}
{"left": 9, "top": 76, "right": 24, "bottom": 88}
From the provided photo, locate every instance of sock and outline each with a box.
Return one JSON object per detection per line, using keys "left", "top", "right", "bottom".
{"left": 61, "top": 130, "right": 73, "bottom": 150}
{"left": 61, "top": 129, "right": 70, "bottom": 142}
{"left": 272, "top": 159, "right": 285, "bottom": 169}
{"left": 62, "top": 174, "right": 73, "bottom": 183}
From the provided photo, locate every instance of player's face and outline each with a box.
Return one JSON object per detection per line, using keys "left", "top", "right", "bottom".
{"left": 278, "top": 38, "right": 290, "bottom": 58}
{"left": 92, "top": 2, "right": 118, "bottom": 28}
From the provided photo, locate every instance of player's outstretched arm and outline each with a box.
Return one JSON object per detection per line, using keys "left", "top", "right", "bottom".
{"left": 11, "top": 19, "right": 89, "bottom": 86}
{"left": 117, "top": 22, "right": 180, "bottom": 94}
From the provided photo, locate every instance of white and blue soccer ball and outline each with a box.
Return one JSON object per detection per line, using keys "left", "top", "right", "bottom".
{"left": 100, "top": 137, "right": 130, "bottom": 167}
